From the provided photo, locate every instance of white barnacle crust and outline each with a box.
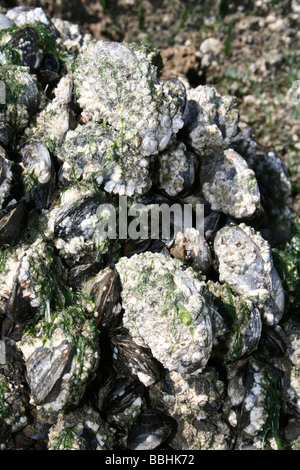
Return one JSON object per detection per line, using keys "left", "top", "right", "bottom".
{"left": 72, "top": 41, "right": 185, "bottom": 157}
{"left": 214, "top": 223, "right": 285, "bottom": 325}
{"left": 52, "top": 18, "right": 93, "bottom": 54}
{"left": 25, "top": 75, "right": 74, "bottom": 152}
{"left": 184, "top": 85, "right": 239, "bottom": 153}
{"left": 57, "top": 121, "right": 151, "bottom": 196}
{"left": 0, "top": 237, "right": 52, "bottom": 309}
{"left": 201, "top": 148, "right": 261, "bottom": 219}
{"left": 6, "top": 6, "right": 52, "bottom": 28}
{"left": 116, "top": 252, "right": 213, "bottom": 376}
{"left": 157, "top": 139, "right": 194, "bottom": 196}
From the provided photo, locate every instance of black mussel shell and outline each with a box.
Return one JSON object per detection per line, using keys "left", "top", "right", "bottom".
{"left": 100, "top": 376, "right": 144, "bottom": 416}
{"left": 54, "top": 194, "right": 103, "bottom": 241}
{"left": 0, "top": 124, "right": 14, "bottom": 149}
{"left": 26, "top": 340, "right": 74, "bottom": 405}
{"left": 127, "top": 410, "right": 176, "bottom": 450}
{"left": 111, "top": 329, "right": 165, "bottom": 385}
{"left": 8, "top": 27, "right": 43, "bottom": 72}
{"left": 259, "top": 327, "right": 287, "bottom": 357}
{"left": 37, "top": 53, "right": 60, "bottom": 86}
{"left": 0, "top": 200, "right": 28, "bottom": 246}
{"left": 91, "top": 268, "right": 122, "bottom": 329}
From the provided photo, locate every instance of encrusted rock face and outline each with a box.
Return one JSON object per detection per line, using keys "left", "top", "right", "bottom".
{"left": 116, "top": 252, "right": 213, "bottom": 376}
{"left": 0, "top": 238, "right": 53, "bottom": 323}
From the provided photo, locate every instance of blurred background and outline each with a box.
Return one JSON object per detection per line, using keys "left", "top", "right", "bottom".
{"left": 1, "top": 0, "right": 299, "bottom": 213}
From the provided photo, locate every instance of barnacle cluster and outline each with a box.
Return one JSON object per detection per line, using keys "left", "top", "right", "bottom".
{"left": 0, "top": 6, "right": 299, "bottom": 451}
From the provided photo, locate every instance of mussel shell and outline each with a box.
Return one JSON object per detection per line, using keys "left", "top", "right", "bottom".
{"left": 3, "top": 69, "right": 40, "bottom": 117}
{"left": 8, "top": 27, "right": 43, "bottom": 73}
{"left": 0, "top": 124, "right": 14, "bottom": 149}
{"left": 37, "top": 53, "right": 60, "bottom": 86}
{"left": 111, "top": 330, "right": 165, "bottom": 386}
{"left": 123, "top": 238, "right": 152, "bottom": 257}
{"left": 127, "top": 410, "right": 176, "bottom": 450}
{"left": 26, "top": 340, "right": 74, "bottom": 405}
{"left": 20, "top": 141, "right": 56, "bottom": 210}
{"left": 204, "top": 211, "right": 222, "bottom": 241}
{"left": 91, "top": 268, "right": 122, "bottom": 329}
{"left": 259, "top": 327, "right": 287, "bottom": 357}
{"left": 5, "top": 273, "right": 37, "bottom": 326}
{"left": 54, "top": 194, "right": 103, "bottom": 241}
{"left": 0, "top": 149, "right": 10, "bottom": 186}
{"left": 0, "top": 200, "right": 28, "bottom": 246}
{"left": 20, "top": 141, "right": 52, "bottom": 180}
{"left": 100, "top": 376, "right": 144, "bottom": 416}
{"left": 68, "top": 263, "right": 98, "bottom": 291}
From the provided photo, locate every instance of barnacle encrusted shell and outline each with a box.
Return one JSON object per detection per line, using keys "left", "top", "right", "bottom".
{"left": 0, "top": 238, "right": 53, "bottom": 319}
{"left": 25, "top": 75, "right": 74, "bottom": 152}
{"left": 207, "top": 281, "right": 262, "bottom": 362}
{"left": 116, "top": 252, "right": 213, "bottom": 376}
{"left": 226, "top": 357, "right": 276, "bottom": 447}
{"left": 72, "top": 41, "right": 185, "bottom": 156}
{"left": 0, "top": 348, "right": 29, "bottom": 449}
{"left": 18, "top": 306, "right": 99, "bottom": 415}
{"left": 44, "top": 185, "right": 112, "bottom": 264}
{"left": 57, "top": 121, "right": 151, "bottom": 196}
{"left": 157, "top": 139, "right": 195, "bottom": 196}
{"left": 214, "top": 223, "right": 285, "bottom": 325}
{"left": 170, "top": 228, "right": 212, "bottom": 273}
{"left": 149, "top": 368, "right": 232, "bottom": 450}
{"left": 200, "top": 148, "right": 261, "bottom": 219}
{"left": 0, "top": 65, "right": 41, "bottom": 130}
{"left": 184, "top": 84, "right": 239, "bottom": 153}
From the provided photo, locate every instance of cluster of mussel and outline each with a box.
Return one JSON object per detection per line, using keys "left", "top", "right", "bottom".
{"left": 0, "top": 6, "right": 299, "bottom": 451}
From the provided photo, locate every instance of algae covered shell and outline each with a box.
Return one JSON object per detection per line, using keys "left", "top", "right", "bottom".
{"left": 18, "top": 305, "right": 99, "bottom": 415}
{"left": 72, "top": 41, "right": 186, "bottom": 157}
{"left": 214, "top": 223, "right": 285, "bottom": 325}
{"left": 116, "top": 252, "right": 213, "bottom": 376}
